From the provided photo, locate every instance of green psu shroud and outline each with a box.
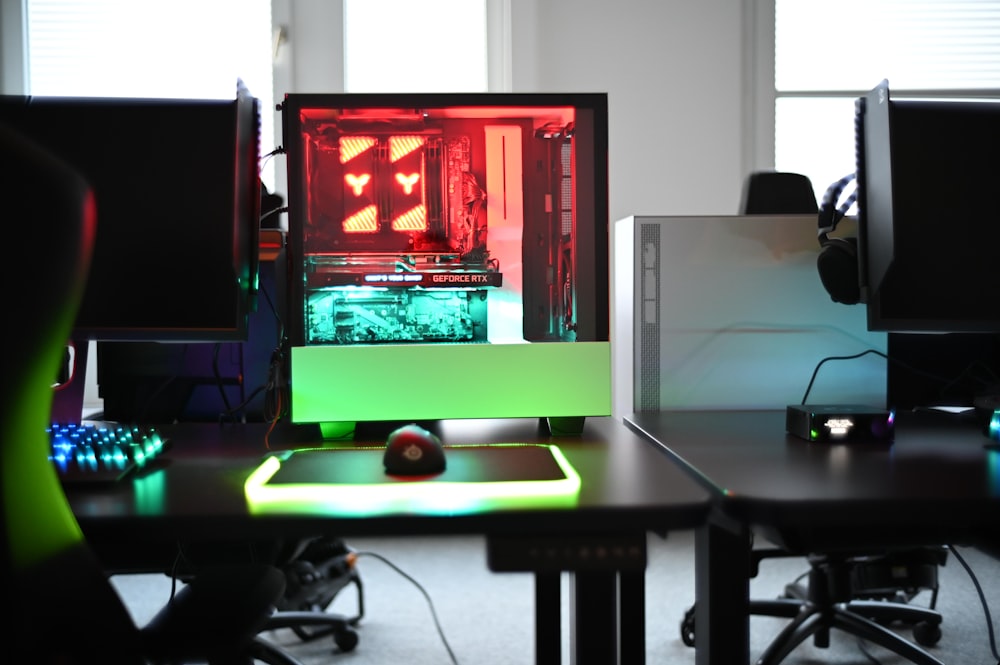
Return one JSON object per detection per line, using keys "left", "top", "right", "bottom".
{"left": 289, "top": 341, "right": 611, "bottom": 438}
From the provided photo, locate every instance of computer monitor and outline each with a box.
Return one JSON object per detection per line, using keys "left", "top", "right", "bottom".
{"left": 854, "top": 80, "right": 1000, "bottom": 416}
{"left": 854, "top": 79, "right": 1000, "bottom": 333}
{"left": 0, "top": 83, "right": 262, "bottom": 422}
{"left": 280, "top": 92, "right": 611, "bottom": 437}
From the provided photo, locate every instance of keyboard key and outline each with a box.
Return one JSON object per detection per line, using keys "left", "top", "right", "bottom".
{"left": 48, "top": 421, "right": 167, "bottom": 485}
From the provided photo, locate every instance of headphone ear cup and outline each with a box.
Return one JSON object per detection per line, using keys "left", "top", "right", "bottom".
{"left": 817, "top": 237, "right": 860, "bottom": 305}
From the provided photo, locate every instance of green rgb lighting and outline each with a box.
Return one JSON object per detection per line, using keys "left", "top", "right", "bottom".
{"left": 290, "top": 342, "right": 611, "bottom": 425}
{"left": 244, "top": 443, "right": 581, "bottom": 516}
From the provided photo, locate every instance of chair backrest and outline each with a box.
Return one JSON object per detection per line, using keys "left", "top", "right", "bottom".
{"left": 739, "top": 171, "right": 819, "bottom": 215}
{"left": 1, "top": 122, "right": 144, "bottom": 662}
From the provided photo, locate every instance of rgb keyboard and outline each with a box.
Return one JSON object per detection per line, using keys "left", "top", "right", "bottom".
{"left": 48, "top": 421, "right": 168, "bottom": 485}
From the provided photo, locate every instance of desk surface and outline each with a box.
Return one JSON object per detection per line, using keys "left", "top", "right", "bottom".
{"left": 68, "top": 416, "right": 710, "bottom": 546}
{"left": 625, "top": 409, "right": 1000, "bottom": 550}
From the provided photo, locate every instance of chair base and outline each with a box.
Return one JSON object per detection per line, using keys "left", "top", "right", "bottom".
{"left": 752, "top": 598, "right": 944, "bottom": 665}
{"left": 264, "top": 610, "right": 361, "bottom": 653}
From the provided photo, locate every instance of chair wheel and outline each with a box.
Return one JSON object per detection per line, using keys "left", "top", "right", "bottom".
{"left": 680, "top": 605, "right": 696, "bottom": 647}
{"left": 913, "top": 621, "right": 941, "bottom": 646}
{"left": 334, "top": 627, "right": 359, "bottom": 652}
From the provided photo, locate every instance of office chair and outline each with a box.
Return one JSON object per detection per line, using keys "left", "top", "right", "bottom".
{"left": 0, "top": 123, "right": 309, "bottom": 665}
{"left": 177, "top": 535, "right": 365, "bottom": 652}
{"left": 267, "top": 535, "right": 365, "bottom": 651}
{"left": 739, "top": 170, "right": 819, "bottom": 215}
{"left": 713, "top": 544, "right": 945, "bottom": 665}
{"left": 679, "top": 539, "right": 947, "bottom": 665}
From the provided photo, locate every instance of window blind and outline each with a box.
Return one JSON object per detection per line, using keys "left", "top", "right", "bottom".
{"left": 25, "top": 0, "right": 275, "bottom": 186}
{"left": 772, "top": 0, "right": 1000, "bottom": 199}
{"left": 776, "top": 0, "right": 1000, "bottom": 93}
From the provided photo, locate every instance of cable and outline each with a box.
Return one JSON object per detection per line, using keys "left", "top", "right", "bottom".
{"left": 354, "top": 550, "right": 460, "bottom": 665}
{"left": 211, "top": 342, "right": 243, "bottom": 424}
{"left": 260, "top": 205, "right": 288, "bottom": 224}
{"left": 799, "top": 348, "right": 992, "bottom": 406}
{"left": 259, "top": 147, "right": 284, "bottom": 172}
{"left": 947, "top": 544, "right": 1000, "bottom": 663}
{"left": 217, "top": 279, "right": 287, "bottom": 432}
{"left": 800, "top": 349, "right": 887, "bottom": 404}
{"left": 262, "top": 344, "right": 288, "bottom": 450}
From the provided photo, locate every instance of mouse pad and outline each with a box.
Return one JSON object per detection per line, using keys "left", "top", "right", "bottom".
{"left": 244, "top": 443, "right": 581, "bottom": 516}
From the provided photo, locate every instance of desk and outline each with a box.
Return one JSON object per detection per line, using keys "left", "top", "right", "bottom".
{"left": 625, "top": 409, "right": 1000, "bottom": 665}
{"left": 66, "top": 416, "right": 710, "bottom": 665}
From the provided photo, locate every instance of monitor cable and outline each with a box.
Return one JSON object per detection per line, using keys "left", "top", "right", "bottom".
{"left": 799, "top": 348, "right": 995, "bottom": 407}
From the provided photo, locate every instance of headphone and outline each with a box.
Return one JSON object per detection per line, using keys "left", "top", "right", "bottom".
{"left": 816, "top": 173, "right": 861, "bottom": 304}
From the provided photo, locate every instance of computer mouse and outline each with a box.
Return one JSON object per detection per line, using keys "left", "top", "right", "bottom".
{"left": 383, "top": 423, "right": 446, "bottom": 476}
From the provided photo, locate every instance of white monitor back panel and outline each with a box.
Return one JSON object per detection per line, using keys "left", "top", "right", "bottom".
{"left": 612, "top": 215, "right": 887, "bottom": 418}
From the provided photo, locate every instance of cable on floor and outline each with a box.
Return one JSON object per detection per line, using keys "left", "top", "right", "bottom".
{"left": 354, "top": 550, "right": 460, "bottom": 665}
{"left": 947, "top": 544, "right": 1000, "bottom": 663}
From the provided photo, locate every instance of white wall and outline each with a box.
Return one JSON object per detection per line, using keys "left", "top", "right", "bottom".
{"left": 509, "top": 0, "right": 747, "bottom": 221}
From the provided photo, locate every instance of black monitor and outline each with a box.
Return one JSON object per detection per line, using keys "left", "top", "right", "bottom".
{"left": 0, "top": 83, "right": 263, "bottom": 423}
{"left": 854, "top": 79, "right": 1000, "bottom": 333}
{"left": 853, "top": 80, "right": 1000, "bottom": 420}
{"left": 280, "top": 92, "right": 611, "bottom": 438}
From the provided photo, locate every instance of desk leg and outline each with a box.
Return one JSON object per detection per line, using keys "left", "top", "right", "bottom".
{"left": 619, "top": 569, "right": 645, "bottom": 665}
{"left": 695, "top": 516, "right": 751, "bottom": 665}
{"left": 570, "top": 571, "right": 617, "bottom": 665}
{"left": 487, "top": 533, "right": 645, "bottom": 665}
{"left": 536, "top": 572, "right": 561, "bottom": 665}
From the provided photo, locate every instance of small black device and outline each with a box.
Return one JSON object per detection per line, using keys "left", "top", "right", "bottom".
{"left": 786, "top": 404, "right": 895, "bottom": 443}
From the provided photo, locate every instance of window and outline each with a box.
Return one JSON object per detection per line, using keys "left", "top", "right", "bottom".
{"left": 25, "top": 0, "right": 275, "bottom": 188}
{"left": 344, "top": 0, "right": 487, "bottom": 93}
{"left": 770, "top": 0, "right": 1000, "bottom": 202}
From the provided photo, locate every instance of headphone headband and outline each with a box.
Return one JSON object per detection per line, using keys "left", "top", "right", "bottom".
{"left": 817, "top": 173, "right": 858, "bottom": 241}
